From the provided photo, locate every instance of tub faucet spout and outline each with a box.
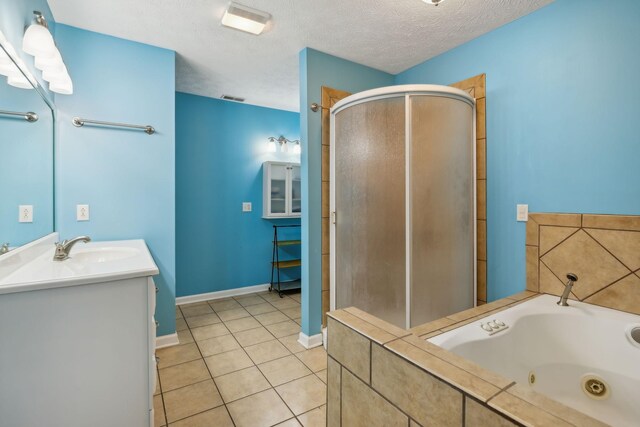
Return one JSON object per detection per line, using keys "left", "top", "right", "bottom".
{"left": 557, "top": 273, "right": 578, "bottom": 306}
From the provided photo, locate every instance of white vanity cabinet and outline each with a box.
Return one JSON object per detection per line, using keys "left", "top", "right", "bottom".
{"left": 0, "top": 236, "right": 159, "bottom": 427}
{"left": 263, "top": 161, "right": 301, "bottom": 218}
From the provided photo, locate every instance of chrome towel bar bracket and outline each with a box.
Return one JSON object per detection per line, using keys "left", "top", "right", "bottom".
{"left": 0, "top": 109, "right": 38, "bottom": 122}
{"left": 72, "top": 117, "right": 155, "bottom": 135}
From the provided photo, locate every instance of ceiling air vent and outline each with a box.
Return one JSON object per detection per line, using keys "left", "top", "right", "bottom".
{"left": 221, "top": 95, "right": 245, "bottom": 102}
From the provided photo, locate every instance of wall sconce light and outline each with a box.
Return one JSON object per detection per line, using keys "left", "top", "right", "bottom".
{"left": 268, "top": 136, "right": 301, "bottom": 154}
{"left": 22, "top": 11, "right": 73, "bottom": 95}
{"left": 0, "top": 31, "right": 37, "bottom": 89}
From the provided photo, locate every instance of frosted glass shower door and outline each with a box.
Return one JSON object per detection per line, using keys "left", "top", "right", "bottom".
{"left": 333, "top": 96, "right": 406, "bottom": 328}
{"left": 409, "top": 95, "right": 475, "bottom": 326}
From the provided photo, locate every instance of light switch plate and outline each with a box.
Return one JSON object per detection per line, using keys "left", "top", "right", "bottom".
{"left": 517, "top": 204, "right": 528, "bottom": 222}
{"left": 77, "top": 204, "right": 90, "bottom": 221}
{"left": 19, "top": 205, "right": 33, "bottom": 223}
{"left": 242, "top": 202, "right": 252, "bottom": 212}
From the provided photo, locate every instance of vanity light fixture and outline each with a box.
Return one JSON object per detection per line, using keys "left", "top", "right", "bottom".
{"left": 22, "top": 11, "right": 73, "bottom": 95}
{"left": 0, "top": 32, "right": 37, "bottom": 89}
{"left": 221, "top": 3, "right": 271, "bottom": 35}
{"left": 267, "top": 136, "right": 301, "bottom": 154}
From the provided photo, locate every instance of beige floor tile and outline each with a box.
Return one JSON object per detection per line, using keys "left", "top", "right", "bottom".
{"left": 258, "top": 291, "right": 284, "bottom": 302}
{"left": 204, "top": 348, "right": 254, "bottom": 377}
{"left": 270, "top": 298, "right": 300, "bottom": 310}
{"left": 156, "top": 343, "right": 202, "bottom": 369}
{"left": 265, "top": 320, "right": 300, "bottom": 338}
{"left": 185, "top": 313, "right": 221, "bottom": 328}
{"left": 210, "top": 299, "right": 242, "bottom": 312}
{"left": 244, "top": 339, "right": 291, "bottom": 365}
{"left": 315, "top": 369, "right": 327, "bottom": 384}
{"left": 168, "top": 406, "right": 234, "bottom": 427}
{"left": 297, "top": 405, "right": 326, "bottom": 427}
{"left": 177, "top": 329, "right": 194, "bottom": 345}
{"left": 295, "top": 347, "right": 327, "bottom": 372}
{"left": 233, "top": 326, "right": 275, "bottom": 347}
{"left": 246, "top": 302, "right": 278, "bottom": 315}
{"left": 235, "top": 295, "right": 266, "bottom": 307}
{"left": 278, "top": 334, "right": 307, "bottom": 353}
{"left": 217, "top": 307, "right": 251, "bottom": 321}
{"left": 276, "top": 375, "right": 327, "bottom": 415}
{"left": 289, "top": 293, "right": 301, "bottom": 303}
{"left": 227, "top": 389, "right": 294, "bottom": 427}
{"left": 159, "top": 359, "right": 211, "bottom": 392}
{"left": 254, "top": 310, "right": 289, "bottom": 326}
{"left": 190, "top": 323, "right": 230, "bottom": 341}
{"left": 215, "top": 366, "right": 271, "bottom": 403}
{"left": 275, "top": 419, "right": 302, "bottom": 426}
{"left": 163, "top": 379, "right": 223, "bottom": 423}
{"left": 280, "top": 307, "right": 301, "bottom": 319}
{"left": 181, "top": 304, "right": 214, "bottom": 318}
{"left": 197, "top": 334, "right": 240, "bottom": 357}
{"left": 258, "top": 354, "right": 312, "bottom": 387}
{"left": 153, "top": 394, "right": 166, "bottom": 427}
{"left": 176, "top": 308, "right": 184, "bottom": 320}
{"left": 175, "top": 318, "right": 188, "bottom": 332}
{"left": 224, "top": 316, "right": 261, "bottom": 333}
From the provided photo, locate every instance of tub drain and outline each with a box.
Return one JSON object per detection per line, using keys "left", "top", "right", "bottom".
{"left": 581, "top": 374, "right": 610, "bottom": 400}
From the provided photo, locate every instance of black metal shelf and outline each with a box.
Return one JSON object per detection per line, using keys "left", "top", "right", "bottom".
{"left": 269, "top": 225, "right": 301, "bottom": 297}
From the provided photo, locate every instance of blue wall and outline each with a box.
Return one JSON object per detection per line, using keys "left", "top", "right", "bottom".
{"left": 176, "top": 92, "right": 300, "bottom": 297}
{"left": 396, "top": 0, "right": 640, "bottom": 300}
{"left": 299, "top": 48, "right": 394, "bottom": 337}
{"left": 53, "top": 25, "right": 176, "bottom": 336}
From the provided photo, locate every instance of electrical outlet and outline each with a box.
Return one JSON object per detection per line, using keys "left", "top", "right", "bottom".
{"left": 19, "top": 205, "right": 33, "bottom": 223}
{"left": 242, "top": 202, "right": 252, "bottom": 212}
{"left": 517, "top": 204, "right": 528, "bottom": 222}
{"left": 77, "top": 204, "right": 90, "bottom": 221}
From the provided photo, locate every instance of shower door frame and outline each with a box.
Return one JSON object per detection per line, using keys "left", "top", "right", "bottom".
{"left": 329, "top": 86, "right": 477, "bottom": 329}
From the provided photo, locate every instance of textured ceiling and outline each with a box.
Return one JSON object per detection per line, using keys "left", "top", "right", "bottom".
{"left": 47, "top": 0, "right": 553, "bottom": 112}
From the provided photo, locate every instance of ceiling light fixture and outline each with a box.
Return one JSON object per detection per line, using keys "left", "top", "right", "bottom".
{"left": 423, "top": 0, "right": 446, "bottom": 5}
{"left": 221, "top": 3, "right": 271, "bottom": 35}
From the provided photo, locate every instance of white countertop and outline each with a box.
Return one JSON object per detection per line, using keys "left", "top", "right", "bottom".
{"left": 0, "top": 236, "right": 159, "bottom": 295}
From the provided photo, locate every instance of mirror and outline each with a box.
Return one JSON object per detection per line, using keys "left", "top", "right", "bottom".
{"left": 0, "top": 34, "right": 54, "bottom": 252}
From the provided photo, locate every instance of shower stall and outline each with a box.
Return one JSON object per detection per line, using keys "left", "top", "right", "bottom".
{"left": 329, "top": 85, "right": 476, "bottom": 329}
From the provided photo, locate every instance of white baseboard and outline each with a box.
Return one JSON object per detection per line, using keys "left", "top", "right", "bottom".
{"left": 176, "top": 283, "right": 270, "bottom": 305}
{"left": 155, "top": 333, "right": 179, "bottom": 349}
{"left": 322, "top": 327, "right": 328, "bottom": 350}
{"left": 298, "top": 331, "right": 323, "bottom": 349}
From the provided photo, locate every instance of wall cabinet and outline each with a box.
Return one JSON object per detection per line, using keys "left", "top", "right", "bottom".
{"left": 263, "top": 161, "right": 301, "bottom": 218}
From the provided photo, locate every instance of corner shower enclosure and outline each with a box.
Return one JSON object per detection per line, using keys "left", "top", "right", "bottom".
{"left": 330, "top": 85, "right": 476, "bottom": 329}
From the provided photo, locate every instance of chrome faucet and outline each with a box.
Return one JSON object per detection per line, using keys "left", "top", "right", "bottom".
{"left": 53, "top": 236, "right": 91, "bottom": 261}
{"left": 557, "top": 273, "right": 578, "bottom": 306}
{"left": 0, "top": 243, "right": 9, "bottom": 255}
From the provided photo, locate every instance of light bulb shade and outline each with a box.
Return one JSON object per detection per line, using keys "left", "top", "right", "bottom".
{"left": 280, "top": 142, "right": 289, "bottom": 153}
{"left": 0, "top": 60, "right": 19, "bottom": 77}
{"left": 266, "top": 139, "right": 277, "bottom": 153}
{"left": 7, "top": 73, "right": 33, "bottom": 89}
{"left": 49, "top": 76, "right": 73, "bottom": 95}
{"left": 22, "top": 24, "right": 56, "bottom": 58}
{"left": 42, "top": 65, "right": 68, "bottom": 83}
{"left": 35, "top": 50, "right": 64, "bottom": 72}
{"left": 292, "top": 143, "right": 301, "bottom": 155}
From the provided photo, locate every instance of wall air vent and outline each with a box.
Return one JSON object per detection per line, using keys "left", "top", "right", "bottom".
{"left": 221, "top": 95, "right": 246, "bottom": 102}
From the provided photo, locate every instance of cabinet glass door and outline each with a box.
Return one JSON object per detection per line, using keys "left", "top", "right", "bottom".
{"left": 270, "top": 164, "right": 288, "bottom": 215}
{"left": 290, "top": 165, "right": 301, "bottom": 214}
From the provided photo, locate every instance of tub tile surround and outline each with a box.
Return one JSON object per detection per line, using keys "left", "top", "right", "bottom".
{"left": 326, "top": 289, "right": 609, "bottom": 427}
{"left": 526, "top": 213, "right": 640, "bottom": 315}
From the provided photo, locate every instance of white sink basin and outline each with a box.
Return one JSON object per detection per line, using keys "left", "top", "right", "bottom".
{"left": 71, "top": 247, "right": 140, "bottom": 263}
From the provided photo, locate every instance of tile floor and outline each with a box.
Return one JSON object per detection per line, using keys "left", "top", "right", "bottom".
{"left": 154, "top": 290, "right": 327, "bottom": 427}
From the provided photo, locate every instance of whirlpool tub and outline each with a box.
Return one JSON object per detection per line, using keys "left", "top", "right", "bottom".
{"left": 428, "top": 294, "right": 640, "bottom": 426}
